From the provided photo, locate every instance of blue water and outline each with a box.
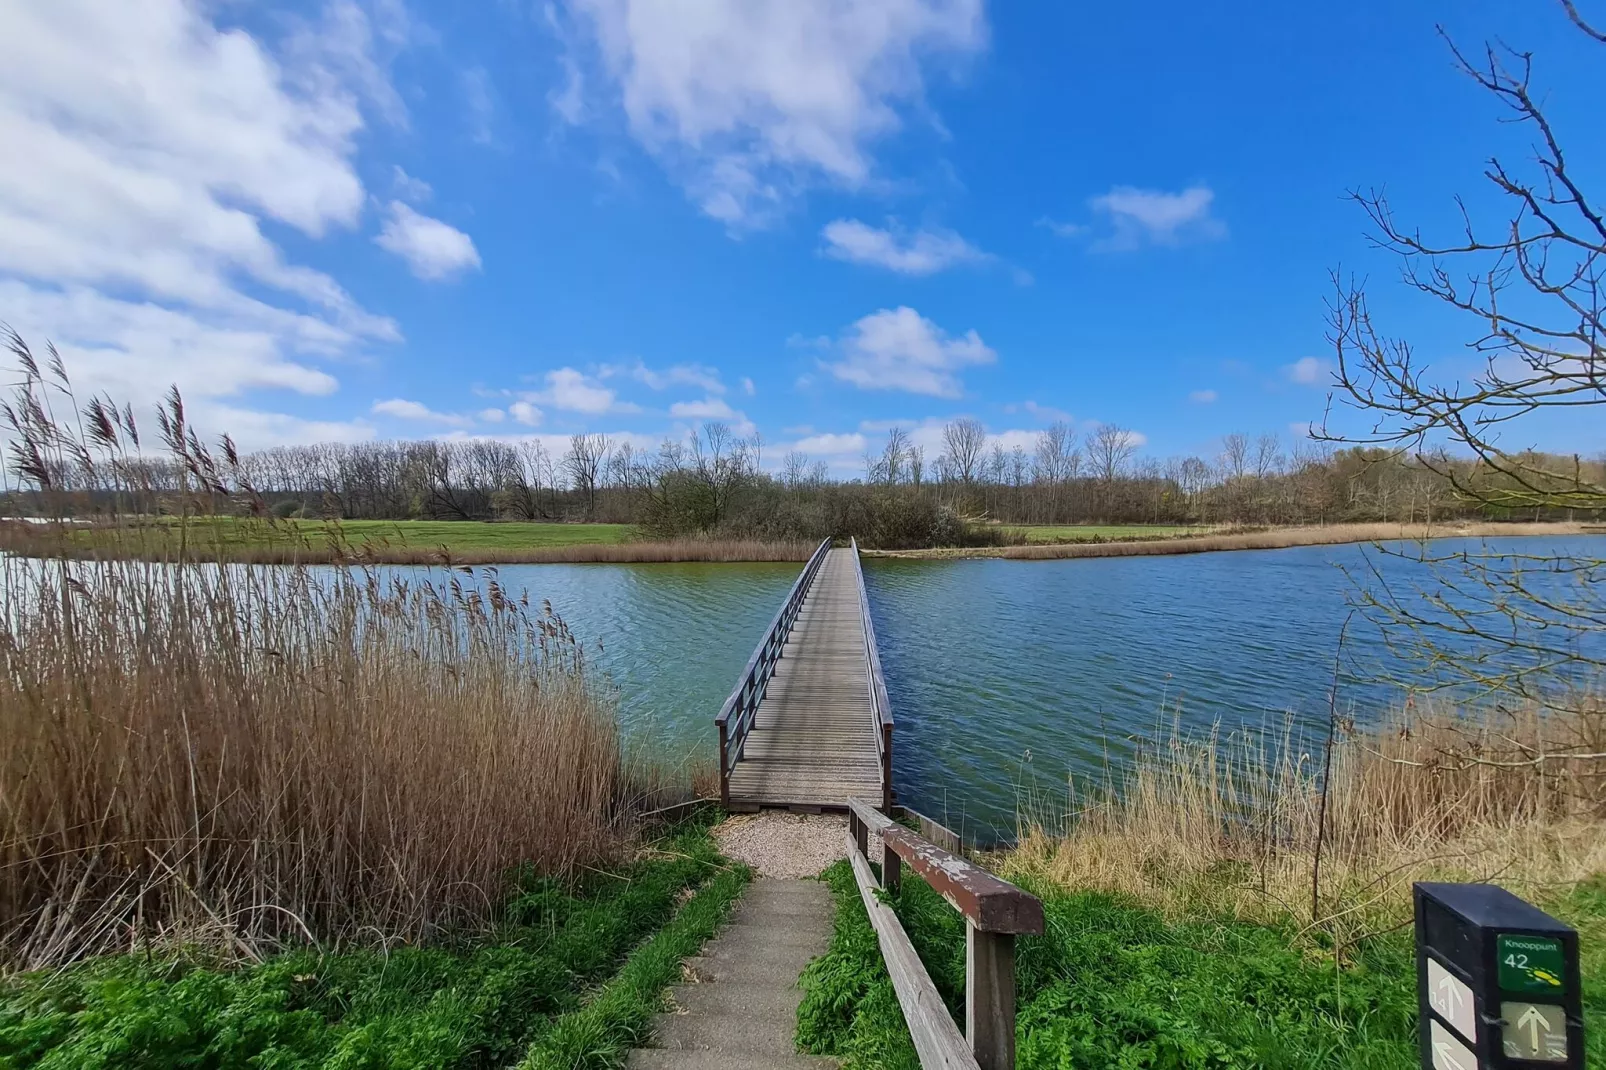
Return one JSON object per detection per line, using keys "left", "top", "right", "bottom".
{"left": 479, "top": 536, "right": 1604, "bottom": 838}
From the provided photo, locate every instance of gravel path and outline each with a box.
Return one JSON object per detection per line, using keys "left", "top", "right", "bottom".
{"left": 712, "top": 812, "right": 847, "bottom": 879}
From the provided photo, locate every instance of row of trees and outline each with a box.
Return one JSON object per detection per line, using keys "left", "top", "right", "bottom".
{"left": 27, "top": 413, "right": 1592, "bottom": 540}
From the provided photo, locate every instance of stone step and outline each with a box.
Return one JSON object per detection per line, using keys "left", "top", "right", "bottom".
{"left": 649, "top": 1007, "right": 797, "bottom": 1057}
{"left": 686, "top": 949, "right": 822, "bottom": 985}
{"left": 667, "top": 980, "right": 804, "bottom": 1021}
{"left": 626, "top": 1050, "right": 838, "bottom": 1070}
{"left": 710, "top": 919, "right": 831, "bottom": 952}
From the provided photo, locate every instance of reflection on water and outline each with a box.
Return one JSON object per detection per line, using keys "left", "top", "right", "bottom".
{"left": 436, "top": 537, "right": 1603, "bottom": 840}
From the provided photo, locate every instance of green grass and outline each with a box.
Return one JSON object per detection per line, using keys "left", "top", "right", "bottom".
{"left": 183, "top": 517, "right": 635, "bottom": 551}
{"left": 7, "top": 517, "right": 636, "bottom": 558}
{"left": 0, "top": 820, "right": 737, "bottom": 1070}
{"left": 1004, "top": 524, "right": 1210, "bottom": 544}
{"left": 799, "top": 862, "right": 1606, "bottom": 1070}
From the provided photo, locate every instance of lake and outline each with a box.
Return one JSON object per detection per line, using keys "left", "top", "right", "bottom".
{"left": 484, "top": 536, "right": 1604, "bottom": 839}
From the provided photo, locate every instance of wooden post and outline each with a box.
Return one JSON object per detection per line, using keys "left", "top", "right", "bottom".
{"left": 718, "top": 722, "right": 729, "bottom": 808}
{"left": 854, "top": 813, "right": 868, "bottom": 861}
{"left": 966, "top": 924, "right": 1015, "bottom": 1070}
{"left": 884, "top": 843, "right": 901, "bottom": 896}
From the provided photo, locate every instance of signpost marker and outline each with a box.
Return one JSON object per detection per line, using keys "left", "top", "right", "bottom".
{"left": 1415, "top": 883, "right": 1584, "bottom": 1070}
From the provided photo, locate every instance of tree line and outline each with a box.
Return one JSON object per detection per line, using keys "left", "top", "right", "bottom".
{"left": 17, "top": 410, "right": 1600, "bottom": 546}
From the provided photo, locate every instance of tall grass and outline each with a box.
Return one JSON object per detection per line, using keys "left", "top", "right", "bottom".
{"left": 870, "top": 520, "right": 1592, "bottom": 560}
{"left": 0, "top": 338, "right": 659, "bottom": 971}
{"left": 1005, "top": 698, "right": 1606, "bottom": 947}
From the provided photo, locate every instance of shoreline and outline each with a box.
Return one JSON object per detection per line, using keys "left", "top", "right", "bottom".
{"left": 862, "top": 520, "right": 1597, "bottom": 562}
{"left": 0, "top": 521, "right": 1594, "bottom": 566}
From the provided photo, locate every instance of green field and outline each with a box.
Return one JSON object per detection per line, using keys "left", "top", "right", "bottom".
{"left": 22, "top": 517, "right": 636, "bottom": 555}
{"left": 1004, "top": 524, "right": 1210, "bottom": 543}
{"left": 270, "top": 518, "right": 636, "bottom": 550}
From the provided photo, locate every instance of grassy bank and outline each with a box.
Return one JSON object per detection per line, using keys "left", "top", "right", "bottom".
{"left": 0, "top": 818, "right": 748, "bottom": 1069}
{"left": 870, "top": 520, "right": 1595, "bottom": 560}
{"left": 0, "top": 518, "right": 815, "bottom": 564}
{"left": 801, "top": 698, "right": 1606, "bottom": 1067}
{"left": 1002, "top": 523, "right": 1213, "bottom": 543}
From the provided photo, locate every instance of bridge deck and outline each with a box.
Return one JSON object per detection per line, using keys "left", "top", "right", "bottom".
{"left": 726, "top": 547, "right": 882, "bottom": 809}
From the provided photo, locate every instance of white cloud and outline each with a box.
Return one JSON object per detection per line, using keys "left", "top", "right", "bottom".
{"left": 509, "top": 400, "right": 543, "bottom": 425}
{"left": 0, "top": 0, "right": 406, "bottom": 447}
{"left": 602, "top": 359, "right": 725, "bottom": 393}
{"left": 741, "top": 376, "right": 756, "bottom": 396}
{"left": 392, "top": 165, "right": 433, "bottom": 203}
{"left": 478, "top": 406, "right": 506, "bottom": 423}
{"left": 375, "top": 201, "right": 482, "bottom": 280}
{"left": 371, "top": 397, "right": 472, "bottom": 426}
{"left": 463, "top": 65, "right": 495, "bottom": 144}
{"left": 1083, "top": 185, "right": 1226, "bottom": 251}
{"left": 555, "top": 0, "right": 986, "bottom": 226}
{"left": 1284, "top": 356, "right": 1330, "bottom": 386}
{"left": 825, "top": 306, "right": 995, "bottom": 398}
{"left": 527, "top": 367, "right": 639, "bottom": 414}
{"left": 1018, "top": 400, "right": 1072, "bottom": 422}
{"left": 790, "top": 431, "right": 868, "bottom": 458}
{"left": 1189, "top": 389, "right": 1218, "bottom": 404}
{"left": 820, "top": 219, "right": 986, "bottom": 275}
{"left": 669, "top": 396, "right": 737, "bottom": 420}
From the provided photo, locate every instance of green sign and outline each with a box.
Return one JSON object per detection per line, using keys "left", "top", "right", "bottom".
{"left": 1499, "top": 933, "right": 1567, "bottom": 994}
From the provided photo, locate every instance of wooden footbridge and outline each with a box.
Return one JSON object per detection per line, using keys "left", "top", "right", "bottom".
{"left": 716, "top": 538, "right": 892, "bottom": 812}
{"left": 681, "top": 539, "right": 1043, "bottom": 1070}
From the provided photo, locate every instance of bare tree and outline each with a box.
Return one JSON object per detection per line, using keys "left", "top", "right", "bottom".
{"left": 564, "top": 434, "right": 610, "bottom": 520}
{"left": 1088, "top": 424, "right": 1138, "bottom": 483}
{"left": 908, "top": 445, "right": 925, "bottom": 488}
{"left": 1219, "top": 433, "right": 1250, "bottom": 482}
{"left": 942, "top": 418, "right": 987, "bottom": 484}
{"left": 1322, "top": 8, "right": 1606, "bottom": 713}
{"left": 1034, "top": 421, "right": 1079, "bottom": 483}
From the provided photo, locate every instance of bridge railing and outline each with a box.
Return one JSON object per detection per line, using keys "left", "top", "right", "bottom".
{"left": 849, "top": 538, "right": 894, "bottom": 811}
{"left": 714, "top": 537, "right": 832, "bottom": 806}
{"left": 847, "top": 797, "right": 1044, "bottom": 1070}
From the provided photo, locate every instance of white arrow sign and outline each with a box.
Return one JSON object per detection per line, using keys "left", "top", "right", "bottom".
{"left": 1501, "top": 1001, "right": 1568, "bottom": 1063}
{"left": 1427, "top": 957, "right": 1477, "bottom": 1043}
{"left": 1430, "top": 1020, "right": 1475, "bottom": 1070}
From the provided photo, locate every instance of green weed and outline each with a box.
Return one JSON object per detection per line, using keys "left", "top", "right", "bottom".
{"left": 0, "top": 824, "right": 729, "bottom": 1070}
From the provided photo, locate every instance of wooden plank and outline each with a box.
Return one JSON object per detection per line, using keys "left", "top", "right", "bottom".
{"left": 845, "top": 834, "right": 979, "bottom": 1070}
{"left": 966, "top": 925, "right": 1016, "bottom": 1070}
{"left": 849, "top": 798, "right": 1043, "bottom": 936}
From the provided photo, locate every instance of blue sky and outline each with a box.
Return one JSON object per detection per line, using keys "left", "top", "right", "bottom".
{"left": 2, "top": 0, "right": 1602, "bottom": 471}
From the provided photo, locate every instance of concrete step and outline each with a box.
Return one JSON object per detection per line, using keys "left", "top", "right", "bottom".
{"left": 686, "top": 949, "right": 823, "bottom": 985}
{"left": 710, "top": 919, "right": 831, "bottom": 952}
{"left": 626, "top": 1050, "right": 838, "bottom": 1070}
{"left": 667, "top": 980, "right": 804, "bottom": 1022}
{"left": 649, "top": 1007, "right": 797, "bottom": 1057}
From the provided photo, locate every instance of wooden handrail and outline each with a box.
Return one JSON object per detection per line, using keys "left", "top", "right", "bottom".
{"left": 714, "top": 537, "right": 831, "bottom": 805}
{"left": 849, "top": 539, "right": 894, "bottom": 810}
{"left": 847, "top": 797, "right": 1043, "bottom": 1070}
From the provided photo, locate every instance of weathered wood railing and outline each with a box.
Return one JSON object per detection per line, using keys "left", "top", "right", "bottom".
{"left": 714, "top": 537, "right": 832, "bottom": 806}
{"left": 847, "top": 797, "right": 1044, "bottom": 1070}
{"left": 849, "top": 539, "right": 894, "bottom": 811}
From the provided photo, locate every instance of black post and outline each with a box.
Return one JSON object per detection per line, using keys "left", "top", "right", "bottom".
{"left": 1414, "top": 882, "right": 1583, "bottom": 1070}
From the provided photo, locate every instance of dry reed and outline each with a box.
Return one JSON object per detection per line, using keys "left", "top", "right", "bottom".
{"left": 870, "top": 521, "right": 1592, "bottom": 561}
{"left": 1004, "top": 698, "right": 1606, "bottom": 946}
{"left": 0, "top": 550, "right": 659, "bottom": 970}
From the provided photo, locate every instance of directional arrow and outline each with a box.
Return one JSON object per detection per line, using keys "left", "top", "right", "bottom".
{"left": 1518, "top": 1005, "right": 1550, "bottom": 1051}
{"left": 1437, "top": 975, "right": 1464, "bottom": 1016}
{"left": 1433, "top": 1038, "right": 1469, "bottom": 1070}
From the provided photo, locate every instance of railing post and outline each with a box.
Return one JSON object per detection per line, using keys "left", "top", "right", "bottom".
{"left": 881, "top": 722, "right": 894, "bottom": 811}
{"left": 884, "top": 844, "right": 901, "bottom": 896}
{"left": 854, "top": 813, "right": 868, "bottom": 861}
{"left": 718, "top": 722, "right": 730, "bottom": 808}
{"left": 966, "top": 924, "right": 1016, "bottom": 1070}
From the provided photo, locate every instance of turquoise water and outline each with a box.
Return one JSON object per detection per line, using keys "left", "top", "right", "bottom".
{"left": 485, "top": 536, "right": 1603, "bottom": 838}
